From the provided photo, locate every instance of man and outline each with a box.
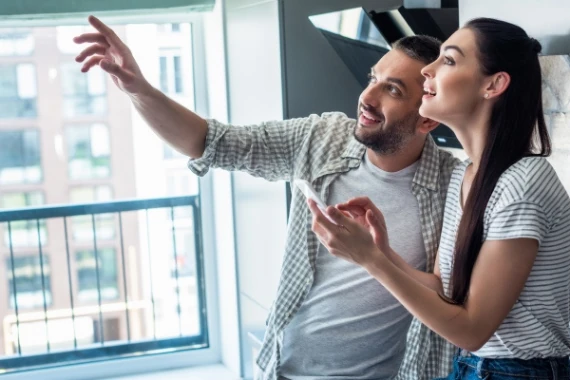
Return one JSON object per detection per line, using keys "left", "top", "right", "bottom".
{"left": 74, "top": 16, "right": 459, "bottom": 380}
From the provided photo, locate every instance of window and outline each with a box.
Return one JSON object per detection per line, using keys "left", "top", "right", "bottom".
{"left": 1, "top": 192, "right": 47, "bottom": 247}
{"left": 56, "top": 26, "right": 89, "bottom": 55}
{"left": 159, "top": 51, "right": 184, "bottom": 94}
{"left": 76, "top": 248, "right": 118, "bottom": 302}
{"left": 157, "top": 23, "right": 181, "bottom": 33}
{"left": 0, "top": 29, "right": 34, "bottom": 56}
{"left": 69, "top": 186, "right": 114, "bottom": 241}
{"left": 0, "top": 64, "right": 37, "bottom": 118}
{"left": 6, "top": 255, "right": 52, "bottom": 310}
{"left": 0, "top": 16, "right": 213, "bottom": 377}
{"left": 0, "top": 129, "right": 41, "bottom": 184}
{"left": 163, "top": 144, "right": 185, "bottom": 160}
{"left": 170, "top": 206, "right": 197, "bottom": 279}
{"left": 66, "top": 123, "right": 111, "bottom": 179}
{"left": 61, "top": 62, "right": 107, "bottom": 117}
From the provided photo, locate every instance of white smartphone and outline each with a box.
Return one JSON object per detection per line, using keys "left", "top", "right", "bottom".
{"left": 293, "top": 179, "right": 338, "bottom": 224}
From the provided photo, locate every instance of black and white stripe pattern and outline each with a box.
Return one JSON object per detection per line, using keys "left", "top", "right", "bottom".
{"left": 439, "top": 157, "right": 570, "bottom": 359}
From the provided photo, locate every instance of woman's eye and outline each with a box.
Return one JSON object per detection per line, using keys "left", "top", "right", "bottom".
{"left": 443, "top": 56, "right": 455, "bottom": 65}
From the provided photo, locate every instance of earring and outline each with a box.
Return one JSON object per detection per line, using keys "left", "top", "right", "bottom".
{"left": 484, "top": 93, "right": 489, "bottom": 99}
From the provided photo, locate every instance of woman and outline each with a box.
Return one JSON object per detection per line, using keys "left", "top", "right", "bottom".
{"left": 308, "top": 18, "right": 570, "bottom": 379}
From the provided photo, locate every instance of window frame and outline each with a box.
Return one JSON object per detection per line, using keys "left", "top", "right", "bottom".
{"left": 0, "top": 12, "right": 220, "bottom": 380}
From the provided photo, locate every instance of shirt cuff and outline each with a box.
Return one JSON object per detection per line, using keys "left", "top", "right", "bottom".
{"left": 187, "top": 119, "right": 229, "bottom": 176}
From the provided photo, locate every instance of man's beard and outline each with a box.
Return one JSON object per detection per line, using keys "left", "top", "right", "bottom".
{"left": 354, "top": 105, "right": 420, "bottom": 155}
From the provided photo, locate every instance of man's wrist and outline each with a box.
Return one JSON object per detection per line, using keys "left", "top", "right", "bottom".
{"left": 130, "top": 81, "right": 159, "bottom": 101}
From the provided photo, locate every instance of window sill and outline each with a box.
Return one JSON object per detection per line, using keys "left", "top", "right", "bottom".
{"left": 108, "top": 364, "right": 240, "bottom": 380}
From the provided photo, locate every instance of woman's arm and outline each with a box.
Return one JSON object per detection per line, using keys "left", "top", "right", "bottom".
{"left": 337, "top": 197, "right": 443, "bottom": 293}
{"left": 383, "top": 247, "right": 444, "bottom": 294}
{"left": 367, "top": 238, "right": 537, "bottom": 351}
{"left": 309, "top": 199, "right": 538, "bottom": 351}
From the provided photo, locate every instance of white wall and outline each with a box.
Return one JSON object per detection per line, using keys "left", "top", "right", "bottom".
{"left": 459, "top": 0, "right": 570, "bottom": 55}
{"left": 223, "top": 0, "right": 288, "bottom": 378}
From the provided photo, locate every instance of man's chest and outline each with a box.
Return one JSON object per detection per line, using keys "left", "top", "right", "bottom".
{"left": 323, "top": 165, "right": 427, "bottom": 269}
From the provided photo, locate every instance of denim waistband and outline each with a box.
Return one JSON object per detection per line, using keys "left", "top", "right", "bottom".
{"left": 456, "top": 350, "right": 570, "bottom": 379}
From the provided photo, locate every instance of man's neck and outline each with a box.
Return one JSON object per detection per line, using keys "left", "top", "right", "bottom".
{"left": 366, "top": 138, "right": 425, "bottom": 172}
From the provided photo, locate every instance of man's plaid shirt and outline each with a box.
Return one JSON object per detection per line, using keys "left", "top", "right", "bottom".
{"left": 188, "top": 112, "right": 460, "bottom": 380}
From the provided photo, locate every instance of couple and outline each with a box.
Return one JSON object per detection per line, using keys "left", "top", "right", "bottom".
{"left": 74, "top": 15, "right": 570, "bottom": 380}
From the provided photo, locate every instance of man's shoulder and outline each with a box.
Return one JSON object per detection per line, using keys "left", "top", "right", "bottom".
{"left": 437, "top": 148, "right": 462, "bottom": 174}
{"left": 421, "top": 136, "right": 462, "bottom": 176}
{"left": 292, "top": 111, "right": 358, "bottom": 152}
{"left": 301, "top": 112, "right": 356, "bottom": 134}
{"left": 425, "top": 142, "right": 462, "bottom": 193}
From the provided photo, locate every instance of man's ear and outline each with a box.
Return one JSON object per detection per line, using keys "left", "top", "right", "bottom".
{"left": 417, "top": 116, "right": 439, "bottom": 135}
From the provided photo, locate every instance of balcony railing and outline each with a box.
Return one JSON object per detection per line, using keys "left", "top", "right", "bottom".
{"left": 0, "top": 196, "right": 208, "bottom": 373}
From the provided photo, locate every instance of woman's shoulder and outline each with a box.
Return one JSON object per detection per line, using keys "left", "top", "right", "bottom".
{"left": 494, "top": 156, "right": 566, "bottom": 209}
{"left": 499, "top": 156, "right": 556, "bottom": 187}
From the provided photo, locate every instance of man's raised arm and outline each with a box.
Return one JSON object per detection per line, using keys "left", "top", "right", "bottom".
{"left": 74, "top": 15, "right": 207, "bottom": 159}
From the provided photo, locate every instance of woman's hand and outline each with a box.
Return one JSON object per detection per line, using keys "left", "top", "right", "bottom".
{"left": 307, "top": 199, "right": 385, "bottom": 268}
{"left": 336, "top": 197, "right": 390, "bottom": 255}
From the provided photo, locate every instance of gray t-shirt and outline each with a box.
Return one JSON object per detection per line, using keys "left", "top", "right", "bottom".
{"left": 280, "top": 155, "right": 426, "bottom": 379}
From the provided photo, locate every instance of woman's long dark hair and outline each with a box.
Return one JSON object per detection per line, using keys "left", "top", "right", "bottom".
{"left": 448, "top": 18, "right": 551, "bottom": 305}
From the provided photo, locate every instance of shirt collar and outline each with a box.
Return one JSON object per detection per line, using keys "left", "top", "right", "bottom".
{"left": 341, "top": 134, "right": 441, "bottom": 192}
{"left": 412, "top": 135, "right": 441, "bottom": 192}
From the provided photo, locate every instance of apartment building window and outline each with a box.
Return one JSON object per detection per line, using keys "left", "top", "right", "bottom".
{"left": 76, "top": 248, "right": 118, "bottom": 302}
{"left": 69, "top": 186, "right": 114, "bottom": 241}
{"left": 157, "top": 23, "right": 181, "bottom": 33}
{"left": 0, "top": 129, "right": 41, "bottom": 185}
{"left": 0, "top": 64, "right": 37, "bottom": 118}
{"left": 7, "top": 255, "right": 52, "bottom": 310}
{"left": 1, "top": 192, "right": 47, "bottom": 247}
{"left": 61, "top": 62, "right": 107, "bottom": 117}
{"left": 66, "top": 123, "right": 111, "bottom": 180}
{"left": 159, "top": 51, "right": 183, "bottom": 94}
{"left": 0, "top": 28, "right": 34, "bottom": 56}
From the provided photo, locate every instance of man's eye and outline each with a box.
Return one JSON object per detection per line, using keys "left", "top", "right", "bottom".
{"left": 388, "top": 85, "right": 400, "bottom": 95}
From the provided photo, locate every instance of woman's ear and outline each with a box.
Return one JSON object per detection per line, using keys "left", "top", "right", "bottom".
{"left": 483, "top": 72, "right": 511, "bottom": 99}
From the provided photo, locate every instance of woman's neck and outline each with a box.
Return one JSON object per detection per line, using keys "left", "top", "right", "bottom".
{"left": 449, "top": 107, "right": 492, "bottom": 173}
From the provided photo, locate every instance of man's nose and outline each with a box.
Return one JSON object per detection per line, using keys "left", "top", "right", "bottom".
{"left": 360, "top": 85, "right": 381, "bottom": 109}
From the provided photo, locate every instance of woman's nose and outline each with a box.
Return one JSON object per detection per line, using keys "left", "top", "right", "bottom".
{"left": 421, "top": 63, "right": 434, "bottom": 79}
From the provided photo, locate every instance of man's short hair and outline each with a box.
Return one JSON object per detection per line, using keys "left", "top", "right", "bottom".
{"left": 392, "top": 35, "right": 442, "bottom": 65}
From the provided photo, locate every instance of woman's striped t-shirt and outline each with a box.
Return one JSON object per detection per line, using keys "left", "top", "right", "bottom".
{"left": 439, "top": 157, "right": 570, "bottom": 359}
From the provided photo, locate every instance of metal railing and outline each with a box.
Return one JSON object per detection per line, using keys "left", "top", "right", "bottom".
{"left": 0, "top": 196, "right": 208, "bottom": 373}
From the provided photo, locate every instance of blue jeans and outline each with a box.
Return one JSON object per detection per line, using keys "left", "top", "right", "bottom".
{"left": 434, "top": 349, "right": 570, "bottom": 380}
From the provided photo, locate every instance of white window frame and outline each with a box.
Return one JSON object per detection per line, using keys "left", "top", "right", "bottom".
{"left": 0, "top": 12, "right": 221, "bottom": 380}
